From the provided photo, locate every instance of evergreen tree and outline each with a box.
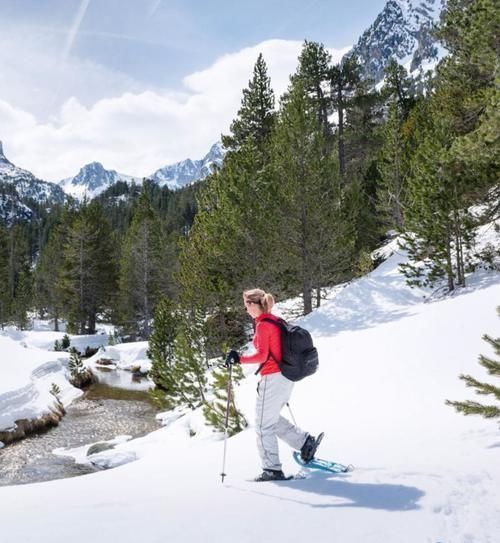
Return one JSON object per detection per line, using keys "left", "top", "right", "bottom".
{"left": 0, "top": 225, "right": 11, "bottom": 327}
{"left": 330, "top": 56, "right": 364, "bottom": 180}
{"left": 61, "top": 334, "right": 71, "bottom": 350}
{"left": 436, "top": 0, "right": 499, "bottom": 207}
{"left": 68, "top": 348, "right": 85, "bottom": 377}
{"left": 147, "top": 296, "right": 179, "bottom": 408}
{"left": 400, "top": 109, "right": 475, "bottom": 290}
{"left": 296, "top": 41, "right": 332, "bottom": 142}
{"left": 171, "top": 309, "right": 208, "bottom": 410}
{"left": 381, "top": 59, "right": 415, "bottom": 118}
{"left": 118, "top": 184, "right": 173, "bottom": 339}
{"left": 34, "top": 226, "right": 65, "bottom": 331}
{"left": 376, "top": 61, "right": 415, "bottom": 230}
{"left": 222, "top": 53, "right": 276, "bottom": 151}
{"left": 60, "top": 199, "right": 118, "bottom": 334}
{"left": 67, "top": 347, "right": 93, "bottom": 387}
{"left": 272, "top": 74, "right": 353, "bottom": 313}
{"left": 11, "top": 267, "right": 33, "bottom": 329}
{"left": 4, "top": 225, "right": 33, "bottom": 329}
{"left": 399, "top": 0, "right": 497, "bottom": 291}
{"left": 179, "top": 54, "right": 279, "bottom": 322}
{"left": 203, "top": 364, "right": 247, "bottom": 435}
{"left": 377, "top": 102, "right": 407, "bottom": 230}
{"left": 447, "top": 307, "right": 500, "bottom": 421}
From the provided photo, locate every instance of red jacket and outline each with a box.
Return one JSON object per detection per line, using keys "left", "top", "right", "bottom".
{"left": 240, "top": 313, "right": 282, "bottom": 375}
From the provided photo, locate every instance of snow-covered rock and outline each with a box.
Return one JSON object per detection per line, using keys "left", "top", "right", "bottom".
{"left": 56, "top": 141, "right": 226, "bottom": 198}
{"left": 347, "top": 0, "right": 446, "bottom": 84}
{"left": 0, "top": 140, "right": 66, "bottom": 224}
{"left": 58, "top": 162, "right": 140, "bottom": 200}
{"left": 149, "top": 141, "right": 225, "bottom": 189}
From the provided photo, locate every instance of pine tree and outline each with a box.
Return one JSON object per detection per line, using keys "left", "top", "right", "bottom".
{"left": 171, "top": 309, "right": 208, "bottom": 410}
{"left": 118, "top": 184, "right": 172, "bottom": 339}
{"left": 400, "top": 109, "right": 475, "bottom": 290}
{"left": 0, "top": 225, "right": 11, "bottom": 327}
{"left": 330, "top": 55, "right": 364, "bottom": 180}
{"left": 296, "top": 41, "right": 332, "bottom": 142}
{"left": 381, "top": 59, "right": 415, "bottom": 118}
{"left": 179, "top": 54, "right": 279, "bottom": 320}
{"left": 376, "top": 61, "right": 415, "bottom": 230}
{"left": 147, "top": 296, "right": 179, "bottom": 408}
{"left": 272, "top": 73, "right": 351, "bottom": 313}
{"left": 61, "top": 334, "right": 71, "bottom": 350}
{"left": 11, "top": 267, "right": 33, "bottom": 330}
{"left": 222, "top": 52, "right": 276, "bottom": 152}
{"left": 447, "top": 307, "right": 500, "bottom": 421}
{"left": 437, "top": 0, "right": 499, "bottom": 208}
{"left": 60, "top": 200, "right": 118, "bottom": 334}
{"left": 3, "top": 225, "right": 31, "bottom": 328}
{"left": 34, "top": 226, "right": 65, "bottom": 331}
{"left": 203, "top": 364, "right": 247, "bottom": 435}
{"left": 399, "top": 0, "right": 497, "bottom": 291}
{"left": 68, "top": 348, "right": 85, "bottom": 376}
{"left": 377, "top": 102, "right": 407, "bottom": 230}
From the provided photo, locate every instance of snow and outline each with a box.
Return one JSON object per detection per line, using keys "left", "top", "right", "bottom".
{"left": 0, "top": 335, "right": 80, "bottom": 430}
{"left": 1, "top": 231, "right": 499, "bottom": 542}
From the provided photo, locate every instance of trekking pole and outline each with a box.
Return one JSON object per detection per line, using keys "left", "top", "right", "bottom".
{"left": 286, "top": 402, "right": 298, "bottom": 426}
{"left": 220, "top": 362, "right": 233, "bottom": 483}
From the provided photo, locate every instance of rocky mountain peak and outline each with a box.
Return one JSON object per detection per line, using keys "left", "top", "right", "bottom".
{"left": 347, "top": 0, "right": 445, "bottom": 84}
{"left": 0, "top": 141, "right": 14, "bottom": 167}
{"left": 149, "top": 141, "right": 225, "bottom": 190}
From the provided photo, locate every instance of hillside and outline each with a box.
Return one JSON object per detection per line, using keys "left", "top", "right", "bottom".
{"left": 0, "top": 231, "right": 499, "bottom": 542}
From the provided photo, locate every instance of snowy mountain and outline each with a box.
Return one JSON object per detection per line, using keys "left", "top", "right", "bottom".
{"left": 59, "top": 162, "right": 141, "bottom": 200}
{"left": 57, "top": 142, "right": 225, "bottom": 199}
{"left": 0, "top": 141, "right": 66, "bottom": 224}
{"left": 149, "top": 141, "right": 225, "bottom": 189}
{"left": 347, "top": 0, "right": 445, "bottom": 83}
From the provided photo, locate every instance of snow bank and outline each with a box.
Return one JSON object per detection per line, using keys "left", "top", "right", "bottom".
{"left": 85, "top": 341, "right": 150, "bottom": 373}
{"left": 0, "top": 335, "right": 80, "bottom": 432}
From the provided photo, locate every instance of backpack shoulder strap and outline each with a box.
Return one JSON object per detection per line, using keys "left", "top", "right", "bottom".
{"left": 261, "top": 317, "right": 286, "bottom": 328}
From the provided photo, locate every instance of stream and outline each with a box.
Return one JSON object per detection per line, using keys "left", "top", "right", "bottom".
{"left": 0, "top": 371, "right": 160, "bottom": 487}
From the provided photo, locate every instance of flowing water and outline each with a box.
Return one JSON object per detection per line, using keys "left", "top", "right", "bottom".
{"left": 0, "top": 373, "right": 160, "bottom": 487}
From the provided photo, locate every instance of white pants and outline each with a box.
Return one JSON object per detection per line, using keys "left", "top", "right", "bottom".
{"left": 256, "top": 372, "right": 308, "bottom": 470}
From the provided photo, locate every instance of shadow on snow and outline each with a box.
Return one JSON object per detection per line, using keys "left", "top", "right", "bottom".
{"left": 237, "top": 471, "right": 425, "bottom": 512}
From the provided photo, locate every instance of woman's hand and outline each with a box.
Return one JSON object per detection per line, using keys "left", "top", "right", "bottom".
{"left": 224, "top": 350, "right": 240, "bottom": 367}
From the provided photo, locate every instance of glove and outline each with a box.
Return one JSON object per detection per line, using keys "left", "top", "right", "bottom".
{"left": 224, "top": 349, "right": 240, "bottom": 368}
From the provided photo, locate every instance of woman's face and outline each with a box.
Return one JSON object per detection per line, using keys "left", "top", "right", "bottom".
{"left": 244, "top": 299, "right": 263, "bottom": 319}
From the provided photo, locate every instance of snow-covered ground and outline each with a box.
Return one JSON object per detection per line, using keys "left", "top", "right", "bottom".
{"left": 1, "top": 237, "right": 499, "bottom": 542}
{"left": 0, "top": 325, "right": 115, "bottom": 435}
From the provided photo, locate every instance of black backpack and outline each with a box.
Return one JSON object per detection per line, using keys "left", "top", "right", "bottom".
{"left": 257, "top": 317, "right": 319, "bottom": 382}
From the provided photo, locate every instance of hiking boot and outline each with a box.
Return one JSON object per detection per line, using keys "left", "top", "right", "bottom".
{"left": 254, "top": 469, "right": 286, "bottom": 482}
{"left": 300, "top": 432, "right": 324, "bottom": 463}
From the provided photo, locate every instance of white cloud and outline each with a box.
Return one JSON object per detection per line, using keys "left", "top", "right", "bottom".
{"left": 0, "top": 39, "right": 350, "bottom": 182}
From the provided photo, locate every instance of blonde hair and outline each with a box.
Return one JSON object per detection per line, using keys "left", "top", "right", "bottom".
{"left": 243, "top": 288, "right": 275, "bottom": 313}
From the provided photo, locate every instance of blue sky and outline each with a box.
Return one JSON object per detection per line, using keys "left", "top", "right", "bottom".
{"left": 0, "top": 0, "right": 387, "bottom": 181}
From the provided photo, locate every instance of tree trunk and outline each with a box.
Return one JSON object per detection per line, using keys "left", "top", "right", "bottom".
{"left": 338, "top": 85, "right": 345, "bottom": 180}
{"left": 88, "top": 313, "right": 96, "bottom": 335}
{"left": 445, "top": 224, "right": 455, "bottom": 292}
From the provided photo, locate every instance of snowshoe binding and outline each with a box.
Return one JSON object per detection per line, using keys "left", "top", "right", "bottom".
{"left": 300, "top": 432, "right": 324, "bottom": 464}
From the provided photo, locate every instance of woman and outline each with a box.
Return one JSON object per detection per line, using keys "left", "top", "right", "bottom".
{"left": 225, "top": 288, "right": 322, "bottom": 482}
